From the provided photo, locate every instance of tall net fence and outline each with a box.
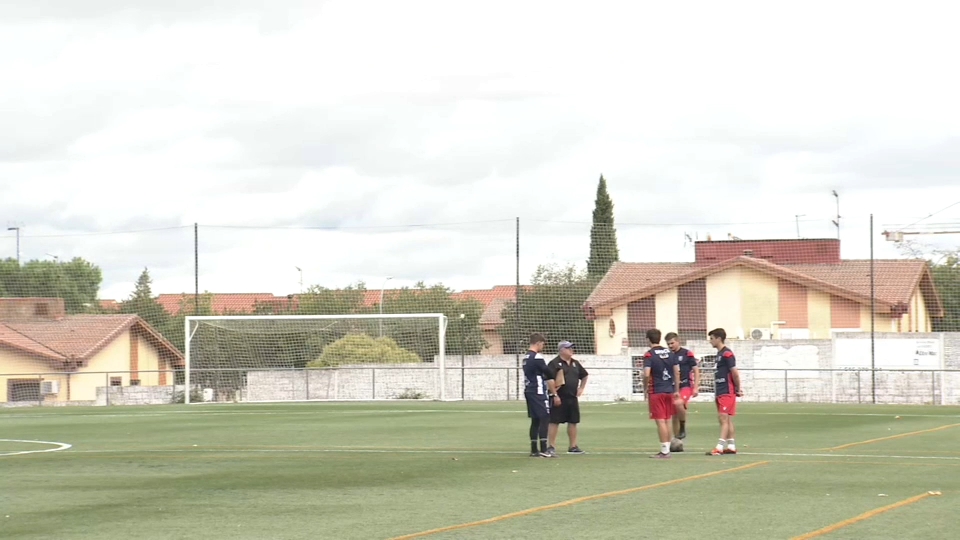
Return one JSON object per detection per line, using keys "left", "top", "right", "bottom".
{"left": 2, "top": 212, "right": 959, "bottom": 406}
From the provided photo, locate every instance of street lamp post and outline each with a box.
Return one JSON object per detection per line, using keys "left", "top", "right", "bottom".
{"left": 379, "top": 276, "right": 393, "bottom": 337}
{"left": 46, "top": 253, "right": 61, "bottom": 299}
{"left": 7, "top": 227, "right": 20, "bottom": 265}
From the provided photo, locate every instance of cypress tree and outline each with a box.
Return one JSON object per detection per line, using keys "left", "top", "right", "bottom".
{"left": 587, "top": 175, "right": 620, "bottom": 277}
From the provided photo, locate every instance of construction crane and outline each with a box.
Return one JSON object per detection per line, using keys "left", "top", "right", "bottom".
{"left": 883, "top": 227, "right": 960, "bottom": 242}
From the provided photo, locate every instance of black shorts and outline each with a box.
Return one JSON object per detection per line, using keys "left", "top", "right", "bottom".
{"left": 525, "top": 393, "right": 550, "bottom": 419}
{"left": 549, "top": 395, "right": 580, "bottom": 424}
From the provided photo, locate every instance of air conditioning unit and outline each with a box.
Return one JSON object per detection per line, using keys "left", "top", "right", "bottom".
{"left": 40, "top": 380, "right": 60, "bottom": 395}
{"left": 750, "top": 328, "right": 772, "bottom": 340}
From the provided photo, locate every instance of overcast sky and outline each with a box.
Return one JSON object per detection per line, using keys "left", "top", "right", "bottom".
{"left": 2, "top": 0, "right": 959, "bottom": 301}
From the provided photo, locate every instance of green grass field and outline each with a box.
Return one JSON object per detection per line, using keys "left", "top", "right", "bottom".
{"left": 2, "top": 401, "right": 960, "bottom": 539}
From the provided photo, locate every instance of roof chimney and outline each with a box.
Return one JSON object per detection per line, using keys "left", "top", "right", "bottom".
{"left": 0, "top": 298, "right": 67, "bottom": 322}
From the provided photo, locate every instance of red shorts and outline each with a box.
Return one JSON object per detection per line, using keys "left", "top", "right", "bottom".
{"left": 716, "top": 393, "right": 737, "bottom": 416}
{"left": 679, "top": 387, "right": 693, "bottom": 406}
{"left": 648, "top": 393, "right": 674, "bottom": 420}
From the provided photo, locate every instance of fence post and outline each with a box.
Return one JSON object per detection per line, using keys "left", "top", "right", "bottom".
{"left": 37, "top": 373, "right": 43, "bottom": 407}
{"left": 783, "top": 370, "right": 789, "bottom": 403}
{"left": 305, "top": 368, "right": 310, "bottom": 401}
{"left": 857, "top": 371, "right": 861, "bottom": 403}
{"left": 932, "top": 371, "right": 936, "bottom": 406}
{"left": 371, "top": 368, "right": 376, "bottom": 400}
{"left": 506, "top": 368, "right": 510, "bottom": 400}
{"left": 105, "top": 372, "right": 110, "bottom": 406}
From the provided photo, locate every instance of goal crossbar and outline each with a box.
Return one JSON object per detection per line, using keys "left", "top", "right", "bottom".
{"left": 183, "top": 313, "right": 449, "bottom": 404}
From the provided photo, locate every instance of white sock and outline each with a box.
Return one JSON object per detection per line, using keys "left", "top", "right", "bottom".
{"left": 726, "top": 439, "right": 736, "bottom": 451}
{"left": 715, "top": 439, "right": 726, "bottom": 451}
{"left": 660, "top": 442, "right": 670, "bottom": 454}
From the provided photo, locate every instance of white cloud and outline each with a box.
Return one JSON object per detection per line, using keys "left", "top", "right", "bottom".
{"left": 2, "top": 0, "right": 960, "bottom": 302}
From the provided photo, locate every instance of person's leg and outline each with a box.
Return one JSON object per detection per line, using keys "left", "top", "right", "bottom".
{"left": 566, "top": 397, "right": 582, "bottom": 452}
{"left": 723, "top": 397, "right": 737, "bottom": 453}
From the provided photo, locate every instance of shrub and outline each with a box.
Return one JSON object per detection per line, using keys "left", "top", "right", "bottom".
{"left": 307, "top": 333, "right": 422, "bottom": 368}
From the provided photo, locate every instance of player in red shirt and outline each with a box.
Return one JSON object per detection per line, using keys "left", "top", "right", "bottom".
{"left": 642, "top": 329, "right": 680, "bottom": 459}
{"left": 706, "top": 328, "right": 743, "bottom": 456}
{"left": 665, "top": 332, "right": 699, "bottom": 440}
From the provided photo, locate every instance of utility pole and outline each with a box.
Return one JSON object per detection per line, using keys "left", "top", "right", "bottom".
{"left": 795, "top": 215, "right": 805, "bottom": 239}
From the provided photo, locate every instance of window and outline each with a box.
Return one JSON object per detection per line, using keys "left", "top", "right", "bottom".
{"left": 110, "top": 377, "right": 123, "bottom": 387}
{"left": 129, "top": 379, "right": 141, "bottom": 386}
{"left": 7, "top": 379, "right": 41, "bottom": 402}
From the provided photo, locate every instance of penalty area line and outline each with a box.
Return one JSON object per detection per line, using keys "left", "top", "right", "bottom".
{"left": 388, "top": 461, "right": 769, "bottom": 540}
{"left": 790, "top": 491, "right": 943, "bottom": 539}
{"left": 0, "top": 439, "right": 72, "bottom": 457}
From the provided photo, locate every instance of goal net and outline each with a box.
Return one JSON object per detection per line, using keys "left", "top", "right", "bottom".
{"left": 183, "top": 314, "right": 448, "bottom": 403}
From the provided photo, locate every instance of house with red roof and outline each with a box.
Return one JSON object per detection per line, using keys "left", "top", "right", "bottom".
{"left": 0, "top": 298, "right": 184, "bottom": 404}
{"left": 583, "top": 239, "right": 944, "bottom": 354}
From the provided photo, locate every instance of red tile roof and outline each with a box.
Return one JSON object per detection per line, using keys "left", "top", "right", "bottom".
{"left": 156, "top": 293, "right": 280, "bottom": 315}
{"left": 0, "top": 314, "right": 183, "bottom": 367}
{"left": 584, "top": 257, "right": 943, "bottom": 318}
{"left": 151, "top": 286, "right": 524, "bottom": 326}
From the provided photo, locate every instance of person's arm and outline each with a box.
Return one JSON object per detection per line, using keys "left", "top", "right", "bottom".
{"left": 731, "top": 367, "right": 743, "bottom": 397}
{"left": 673, "top": 364, "right": 681, "bottom": 398}
{"left": 545, "top": 361, "right": 561, "bottom": 406}
{"left": 544, "top": 361, "right": 558, "bottom": 397}
{"left": 691, "top": 365, "right": 700, "bottom": 397}
{"left": 577, "top": 363, "right": 588, "bottom": 397}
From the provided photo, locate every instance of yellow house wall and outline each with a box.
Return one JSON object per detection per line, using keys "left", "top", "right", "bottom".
{"left": 908, "top": 289, "right": 930, "bottom": 333}
{"left": 71, "top": 332, "right": 132, "bottom": 402}
{"left": 739, "top": 268, "right": 779, "bottom": 336}
{"left": 807, "top": 290, "right": 832, "bottom": 339}
{"left": 655, "top": 288, "right": 678, "bottom": 336}
{"left": 482, "top": 329, "right": 503, "bottom": 354}
{"left": 594, "top": 305, "right": 628, "bottom": 355}
{"left": 859, "top": 306, "right": 898, "bottom": 333}
{"left": 0, "top": 349, "right": 69, "bottom": 403}
{"left": 136, "top": 335, "right": 163, "bottom": 386}
{"left": 706, "top": 268, "right": 743, "bottom": 339}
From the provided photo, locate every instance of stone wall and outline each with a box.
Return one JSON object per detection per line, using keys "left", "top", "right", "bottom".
{"left": 241, "top": 333, "right": 960, "bottom": 405}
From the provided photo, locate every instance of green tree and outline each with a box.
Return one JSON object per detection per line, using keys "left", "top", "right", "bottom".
{"left": 0, "top": 257, "right": 102, "bottom": 313}
{"left": 120, "top": 268, "right": 170, "bottom": 331}
{"left": 931, "top": 253, "right": 960, "bottom": 332}
{"left": 307, "top": 334, "right": 421, "bottom": 367}
{"left": 295, "top": 282, "right": 367, "bottom": 315}
{"left": 498, "top": 263, "right": 597, "bottom": 355}
{"left": 377, "top": 282, "right": 486, "bottom": 359}
{"left": 587, "top": 175, "right": 620, "bottom": 278}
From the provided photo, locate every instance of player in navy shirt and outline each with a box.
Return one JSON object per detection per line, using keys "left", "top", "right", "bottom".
{"left": 707, "top": 328, "right": 743, "bottom": 456}
{"left": 665, "top": 332, "right": 699, "bottom": 440}
{"left": 642, "top": 329, "right": 680, "bottom": 458}
{"left": 522, "top": 332, "right": 555, "bottom": 457}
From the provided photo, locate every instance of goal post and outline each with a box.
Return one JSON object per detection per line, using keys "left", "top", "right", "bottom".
{"left": 183, "top": 313, "right": 449, "bottom": 404}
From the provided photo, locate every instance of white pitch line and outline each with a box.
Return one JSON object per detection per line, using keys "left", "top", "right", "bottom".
{"left": 0, "top": 439, "right": 72, "bottom": 457}
{"left": 41, "top": 447, "right": 960, "bottom": 461}
{"left": 2, "top": 408, "right": 960, "bottom": 421}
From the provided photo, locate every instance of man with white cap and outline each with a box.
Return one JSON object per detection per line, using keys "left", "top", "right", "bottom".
{"left": 545, "top": 341, "right": 589, "bottom": 455}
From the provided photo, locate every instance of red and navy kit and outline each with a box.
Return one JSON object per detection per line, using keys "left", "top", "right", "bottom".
{"left": 674, "top": 347, "right": 698, "bottom": 389}
{"left": 714, "top": 347, "right": 737, "bottom": 396}
{"left": 643, "top": 346, "right": 677, "bottom": 394}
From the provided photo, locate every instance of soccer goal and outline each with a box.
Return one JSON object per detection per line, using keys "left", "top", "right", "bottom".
{"left": 183, "top": 313, "right": 449, "bottom": 404}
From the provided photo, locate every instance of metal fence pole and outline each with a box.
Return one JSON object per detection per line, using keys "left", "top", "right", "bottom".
{"left": 783, "top": 370, "right": 789, "bottom": 403}
{"left": 932, "top": 371, "right": 937, "bottom": 405}
{"left": 857, "top": 371, "right": 861, "bottom": 403}
{"left": 105, "top": 372, "right": 110, "bottom": 406}
{"left": 371, "top": 368, "right": 376, "bottom": 400}
{"left": 37, "top": 373, "right": 42, "bottom": 407}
